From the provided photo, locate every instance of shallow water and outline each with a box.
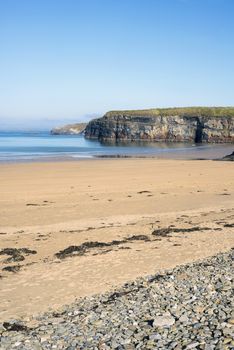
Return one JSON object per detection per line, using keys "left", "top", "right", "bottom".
{"left": 0, "top": 131, "right": 232, "bottom": 162}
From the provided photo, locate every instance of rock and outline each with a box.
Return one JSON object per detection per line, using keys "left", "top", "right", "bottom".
{"left": 186, "top": 342, "right": 200, "bottom": 349}
{"left": 51, "top": 123, "right": 87, "bottom": 135}
{"left": 84, "top": 107, "right": 234, "bottom": 143}
{"left": 153, "top": 315, "right": 175, "bottom": 328}
{"left": 149, "top": 334, "right": 161, "bottom": 340}
{"left": 222, "top": 151, "right": 234, "bottom": 161}
{"left": 179, "top": 314, "right": 189, "bottom": 323}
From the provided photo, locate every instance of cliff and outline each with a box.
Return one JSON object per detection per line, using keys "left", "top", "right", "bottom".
{"left": 51, "top": 123, "right": 87, "bottom": 135}
{"left": 84, "top": 107, "right": 234, "bottom": 143}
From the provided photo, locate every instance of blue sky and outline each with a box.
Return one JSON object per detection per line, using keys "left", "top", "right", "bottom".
{"left": 0, "top": 0, "right": 234, "bottom": 128}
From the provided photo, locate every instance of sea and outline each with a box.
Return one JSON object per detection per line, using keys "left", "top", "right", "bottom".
{"left": 0, "top": 131, "right": 233, "bottom": 163}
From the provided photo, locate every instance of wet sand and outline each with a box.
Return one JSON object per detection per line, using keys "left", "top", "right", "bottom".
{"left": 0, "top": 159, "right": 233, "bottom": 321}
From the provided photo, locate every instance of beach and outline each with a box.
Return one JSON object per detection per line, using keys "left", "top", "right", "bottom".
{"left": 0, "top": 158, "right": 233, "bottom": 324}
{"left": 2, "top": 0, "right": 234, "bottom": 346}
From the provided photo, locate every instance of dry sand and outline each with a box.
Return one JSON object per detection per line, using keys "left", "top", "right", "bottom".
{"left": 0, "top": 159, "right": 233, "bottom": 321}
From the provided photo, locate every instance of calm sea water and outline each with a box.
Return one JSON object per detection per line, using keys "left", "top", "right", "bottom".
{"left": 0, "top": 131, "right": 232, "bottom": 162}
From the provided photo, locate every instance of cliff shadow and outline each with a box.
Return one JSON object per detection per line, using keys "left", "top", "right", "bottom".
{"left": 195, "top": 119, "right": 204, "bottom": 143}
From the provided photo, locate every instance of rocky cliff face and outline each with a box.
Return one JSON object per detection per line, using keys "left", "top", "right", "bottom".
{"left": 51, "top": 123, "right": 87, "bottom": 135}
{"left": 84, "top": 108, "right": 234, "bottom": 143}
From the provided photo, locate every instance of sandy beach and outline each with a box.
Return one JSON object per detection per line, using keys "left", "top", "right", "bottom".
{"left": 0, "top": 158, "right": 233, "bottom": 322}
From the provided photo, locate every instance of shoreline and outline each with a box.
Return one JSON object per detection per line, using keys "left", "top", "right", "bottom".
{"left": 0, "top": 150, "right": 233, "bottom": 165}
{"left": 0, "top": 138, "right": 233, "bottom": 164}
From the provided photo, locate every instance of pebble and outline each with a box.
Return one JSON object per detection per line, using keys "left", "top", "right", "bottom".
{"left": 186, "top": 342, "right": 200, "bottom": 349}
{"left": 0, "top": 250, "right": 233, "bottom": 349}
{"left": 153, "top": 315, "right": 175, "bottom": 328}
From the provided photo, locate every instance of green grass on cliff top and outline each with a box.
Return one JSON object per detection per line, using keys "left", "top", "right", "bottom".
{"left": 105, "top": 107, "right": 234, "bottom": 118}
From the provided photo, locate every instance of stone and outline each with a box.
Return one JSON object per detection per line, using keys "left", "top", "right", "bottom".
{"left": 13, "top": 342, "right": 22, "bottom": 347}
{"left": 1, "top": 250, "right": 233, "bottom": 349}
{"left": 149, "top": 334, "right": 161, "bottom": 340}
{"left": 186, "top": 342, "right": 200, "bottom": 349}
{"left": 179, "top": 314, "right": 189, "bottom": 323}
{"left": 153, "top": 315, "right": 175, "bottom": 328}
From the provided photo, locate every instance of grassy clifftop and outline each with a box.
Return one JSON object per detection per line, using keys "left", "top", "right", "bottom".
{"left": 105, "top": 107, "right": 234, "bottom": 118}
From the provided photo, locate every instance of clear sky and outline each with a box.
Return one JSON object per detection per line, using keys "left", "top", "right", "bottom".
{"left": 0, "top": 0, "right": 234, "bottom": 129}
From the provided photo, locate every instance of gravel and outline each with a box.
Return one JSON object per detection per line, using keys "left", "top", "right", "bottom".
{"left": 0, "top": 249, "right": 233, "bottom": 350}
